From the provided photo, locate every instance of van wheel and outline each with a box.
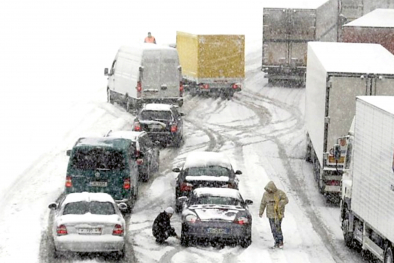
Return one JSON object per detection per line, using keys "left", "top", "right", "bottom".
{"left": 107, "top": 89, "right": 114, "bottom": 104}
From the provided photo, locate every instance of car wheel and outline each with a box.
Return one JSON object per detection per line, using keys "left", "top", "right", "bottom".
{"left": 181, "top": 233, "right": 190, "bottom": 247}
{"left": 142, "top": 166, "right": 150, "bottom": 182}
{"left": 107, "top": 89, "right": 114, "bottom": 104}
{"left": 114, "top": 246, "right": 125, "bottom": 260}
{"left": 240, "top": 236, "right": 252, "bottom": 248}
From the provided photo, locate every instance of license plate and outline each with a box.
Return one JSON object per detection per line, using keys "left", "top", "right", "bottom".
{"left": 206, "top": 228, "right": 228, "bottom": 234}
{"left": 78, "top": 228, "right": 102, "bottom": 235}
{"left": 89, "top": 181, "right": 107, "bottom": 187}
{"left": 150, "top": 124, "right": 163, "bottom": 130}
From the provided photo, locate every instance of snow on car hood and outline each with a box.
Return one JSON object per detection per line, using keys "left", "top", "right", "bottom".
{"left": 185, "top": 176, "right": 230, "bottom": 182}
{"left": 188, "top": 205, "right": 244, "bottom": 221}
{"left": 57, "top": 213, "right": 123, "bottom": 226}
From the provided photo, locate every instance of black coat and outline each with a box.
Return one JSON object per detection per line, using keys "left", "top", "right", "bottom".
{"left": 152, "top": 212, "right": 176, "bottom": 237}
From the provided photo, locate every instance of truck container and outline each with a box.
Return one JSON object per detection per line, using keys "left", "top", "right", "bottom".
{"left": 305, "top": 42, "right": 394, "bottom": 200}
{"left": 342, "top": 9, "right": 394, "bottom": 55}
{"left": 176, "top": 31, "right": 245, "bottom": 99}
{"left": 340, "top": 96, "right": 394, "bottom": 262}
{"left": 338, "top": 0, "right": 394, "bottom": 40}
{"left": 262, "top": 0, "right": 338, "bottom": 84}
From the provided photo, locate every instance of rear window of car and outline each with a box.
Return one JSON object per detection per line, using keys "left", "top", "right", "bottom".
{"left": 71, "top": 148, "right": 126, "bottom": 170}
{"left": 186, "top": 166, "right": 231, "bottom": 177}
{"left": 190, "top": 196, "right": 241, "bottom": 206}
{"left": 140, "top": 110, "right": 172, "bottom": 121}
{"left": 63, "top": 201, "right": 116, "bottom": 215}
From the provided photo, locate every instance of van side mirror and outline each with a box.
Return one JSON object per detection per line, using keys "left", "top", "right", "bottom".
{"left": 117, "top": 203, "right": 128, "bottom": 212}
{"left": 235, "top": 170, "right": 242, "bottom": 175}
{"left": 178, "top": 65, "right": 182, "bottom": 72}
{"left": 139, "top": 66, "right": 144, "bottom": 72}
{"left": 66, "top": 150, "right": 71, "bottom": 156}
{"left": 104, "top": 68, "right": 109, "bottom": 76}
{"left": 245, "top": 199, "right": 253, "bottom": 205}
{"left": 172, "top": 167, "right": 181, "bottom": 173}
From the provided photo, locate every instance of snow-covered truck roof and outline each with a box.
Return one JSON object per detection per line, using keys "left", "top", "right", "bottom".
{"left": 308, "top": 42, "right": 394, "bottom": 74}
{"left": 344, "top": 9, "right": 394, "bottom": 28}
{"left": 263, "top": 0, "right": 329, "bottom": 9}
{"left": 357, "top": 96, "right": 394, "bottom": 115}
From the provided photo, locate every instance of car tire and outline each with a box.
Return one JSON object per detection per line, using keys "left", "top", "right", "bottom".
{"left": 181, "top": 233, "right": 190, "bottom": 247}
{"left": 142, "top": 166, "right": 150, "bottom": 182}
{"left": 240, "top": 236, "right": 252, "bottom": 248}
{"left": 173, "top": 136, "right": 182, "bottom": 148}
{"left": 107, "top": 89, "right": 114, "bottom": 104}
{"left": 114, "top": 246, "right": 125, "bottom": 260}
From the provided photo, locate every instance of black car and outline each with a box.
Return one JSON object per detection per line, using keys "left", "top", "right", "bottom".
{"left": 173, "top": 151, "right": 242, "bottom": 213}
{"left": 179, "top": 187, "right": 253, "bottom": 248}
{"left": 132, "top": 103, "right": 184, "bottom": 147}
{"left": 106, "top": 130, "right": 160, "bottom": 182}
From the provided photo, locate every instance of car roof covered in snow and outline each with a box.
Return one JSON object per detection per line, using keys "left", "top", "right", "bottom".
{"left": 143, "top": 103, "right": 174, "bottom": 111}
{"left": 63, "top": 192, "right": 115, "bottom": 205}
{"left": 74, "top": 137, "right": 131, "bottom": 151}
{"left": 263, "top": 0, "right": 329, "bottom": 9}
{"left": 183, "top": 151, "right": 233, "bottom": 169}
{"left": 344, "top": 9, "right": 394, "bottom": 28}
{"left": 308, "top": 42, "right": 394, "bottom": 74}
{"left": 106, "top": 130, "right": 144, "bottom": 142}
{"left": 357, "top": 96, "right": 394, "bottom": 115}
{"left": 193, "top": 188, "right": 242, "bottom": 199}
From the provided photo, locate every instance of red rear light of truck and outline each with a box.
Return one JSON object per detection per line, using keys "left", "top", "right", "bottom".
{"left": 199, "top": 83, "right": 209, "bottom": 89}
{"left": 65, "top": 176, "right": 72, "bottom": 188}
{"left": 171, "top": 125, "right": 178, "bottom": 133}
{"left": 136, "top": 81, "right": 142, "bottom": 92}
{"left": 134, "top": 122, "right": 141, "bottom": 131}
{"left": 180, "top": 182, "right": 193, "bottom": 192}
{"left": 180, "top": 82, "right": 184, "bottom": 96}
{"left": 327, "top": 180, "right": 340, "bottom": 186}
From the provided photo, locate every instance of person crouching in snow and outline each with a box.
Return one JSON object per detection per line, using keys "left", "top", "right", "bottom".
{"left": 152, "top": 207, "right": 179, "bottom": 244}
{"left": 259, "top": 181, "right": 289, "bottom": 249}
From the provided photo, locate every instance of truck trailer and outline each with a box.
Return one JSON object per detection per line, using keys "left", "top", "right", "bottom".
{"left": 338, "top": 0, "right": 394, "bottom": 40}
{"left": 262, "top": 0, "right": 338, "bottom": 84}
{"left": 340, "top": 96, "right": 394, "bottom": 262}
{"left": 305, "top": 42, "right": 394, "bottom": 200}
{"left": 342, "top": 9, "right": 394, "bottom": 55}
{"left": 176, "top": 31, "right": 245, "bottom": 99}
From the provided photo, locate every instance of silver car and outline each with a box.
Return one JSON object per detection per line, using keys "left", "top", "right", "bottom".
{"left": 180, "top": 188, "right": 253, "bottom": 248}
{"left": 48, "top": 192, "right": 127, "bottom": 258}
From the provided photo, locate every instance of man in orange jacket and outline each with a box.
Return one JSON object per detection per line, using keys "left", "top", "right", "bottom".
{"left": 144, "top": 32, "right": 156, "bottom": 44}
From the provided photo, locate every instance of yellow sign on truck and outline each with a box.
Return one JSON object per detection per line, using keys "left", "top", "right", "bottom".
{"left": 176, "top": 31, "right": 245, "bottom": 99}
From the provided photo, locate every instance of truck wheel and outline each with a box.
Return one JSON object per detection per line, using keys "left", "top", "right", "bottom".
{"left": 107, "top": 89, "right": 114, "bottom": 104}
{"left": 305, "top": 144, "right": 312, "bottom": 163}
{"left": 385, "top": 247, "right": 393, "bottom": 263}
{"left": 342, "top": 212, "right": 353, "bottom": 248}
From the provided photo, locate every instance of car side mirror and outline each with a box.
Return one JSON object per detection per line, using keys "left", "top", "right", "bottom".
{"left": 235, "top": 170, "right": 242, "bottom": 175}
{"left": 180, "top": 113, "right": 185, "bottom": 116}
{"left": 66, "top": 150, "right": 71, "bottom": 156}
{"left": 172, "top": 167, "right": 181, "bottom": 173}
{"left": 245, "top": 199, "right": 253, "bottom": 205}
{"left": 48, "top": 202, "right": 58, "bottom": 210}
{"left": 177, "top": 196, "right": 188, "bottom": 203}
{"left": 104, "top": 68, "right": 109, "bottom": 76}
{"left": 117, "top": 203, "right": 128, "bottom": 212}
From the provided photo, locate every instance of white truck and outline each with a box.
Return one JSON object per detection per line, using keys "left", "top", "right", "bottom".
{"left": 305, "top": 42, "right": 394, "bottom": 201}
{"left": 262, "top": 0, "right": 338, "bottom": 84}
{"left": 340, "top": 96, "right": 394, "bottom": 263}
{"left": 338, "top": 0, "right": 394, "bottom": 40}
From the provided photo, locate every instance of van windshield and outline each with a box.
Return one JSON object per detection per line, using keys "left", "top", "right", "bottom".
{"left": 71, "top": 148, "right": 126, "bottom": 170}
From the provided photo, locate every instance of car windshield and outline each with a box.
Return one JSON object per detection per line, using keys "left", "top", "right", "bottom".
{"left": 140, "top": 110, "right": 172, "bottom": 121}
{"left": 186, "top": 166, "right": 230, "bottom": 177}
{"left": 190, "top": 195, "right": 241, "bottom": 206}
{"left": 63, "top": 201, "right": 116, "bottom": 215}
{"left": 71, "top": 148, "right": 126, "bottom": 170}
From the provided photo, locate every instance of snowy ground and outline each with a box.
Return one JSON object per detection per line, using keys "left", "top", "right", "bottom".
{"left": 0, "top": 1, "right": 365, "bottom": 262}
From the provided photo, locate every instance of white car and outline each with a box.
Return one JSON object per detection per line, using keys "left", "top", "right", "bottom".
{"left": 49, "top": 192, "right": 127, "bottom": 258}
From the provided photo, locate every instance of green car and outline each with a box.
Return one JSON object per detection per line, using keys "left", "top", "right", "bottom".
{"left": 65, "top": 137, "right": 139, "bottom": 212}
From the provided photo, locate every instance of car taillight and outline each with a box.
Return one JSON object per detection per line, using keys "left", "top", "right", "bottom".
{"left": 234, "top": 216, "right": 249, "bottom": 225}
{"left": 199, "top": 83, "right": 209, "bottom": 89}
{"left": 137, "top": 158, "right": 143, "bottom": 165}
{"left": 112, "top": 224, "right": 124, "bottom": 236}
{"left": 123, "top": 178, "right": 131, "bottom": 189}
{"left": 327, "top": 180, "right": 340, "bottom": 186}
{"left": 171, "top": 125, "right": 177, "bottom": 133}
{"left": 57, "top": 225, "right": 68, "bottom": 235}
{"left": 180, "top": 82, "right": 184, "bottom": 96}
{"left": 134, "top": 122, "right": 141, "bottom": 131}
{"left": 185, "top": 214, "right": 199, "bottom": 223}
{"left": 65, "top": 176, "right": 72, "bottom": 188}
{"left": 180, "top": 182, "right": 193, "bottom": 192}
{"left": 232, "top": 83, "right": 241, "bottom": 89}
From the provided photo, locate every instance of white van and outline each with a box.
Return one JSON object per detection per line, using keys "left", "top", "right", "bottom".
{"left": 104, "top": 44, "right": 184, "bottom": 111}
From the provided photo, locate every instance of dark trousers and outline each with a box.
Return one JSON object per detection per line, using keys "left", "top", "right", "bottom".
{"left": 154, "top": 227, "right": 175, "bottom": 243}
{"left": 269, "top": 218, "right": 283, "bottom": 245}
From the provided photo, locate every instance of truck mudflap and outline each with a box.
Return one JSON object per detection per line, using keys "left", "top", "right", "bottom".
{"left": 262, "top": 66, "right": 306, "bottom": 82}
